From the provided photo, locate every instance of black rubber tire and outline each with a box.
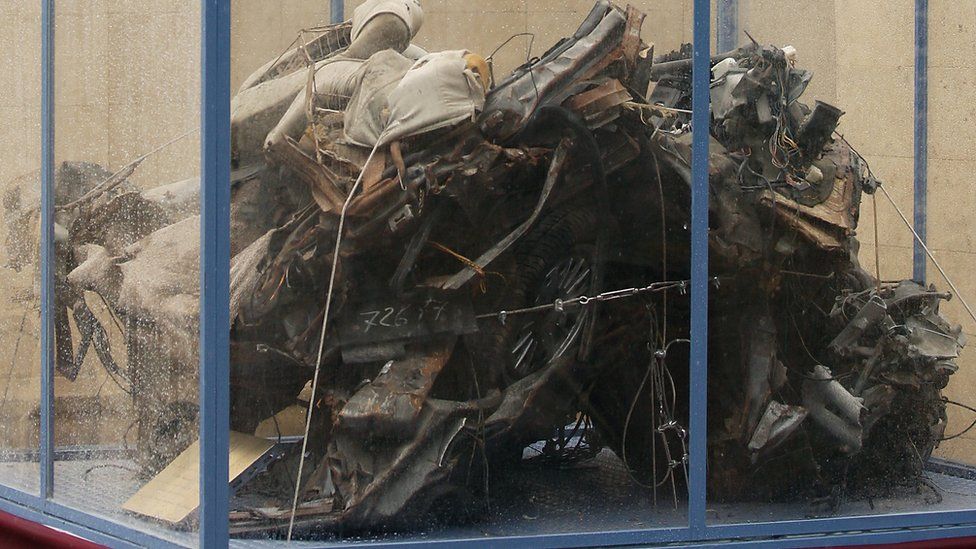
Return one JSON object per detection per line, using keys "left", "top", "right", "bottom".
{"left": 465, "top": 205, "right": 599, "bottom": 391}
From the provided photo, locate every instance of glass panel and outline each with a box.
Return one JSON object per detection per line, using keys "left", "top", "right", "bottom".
{"left": 0, "top": 3, "right": 42, "bottom": 495}
{"left": 227, "top": 0, "right": 695, "bottom": 542}
{"left": 927, "top": 0, "right": 976, "bottom": 469}
{"left": 706, "top": 0, "right": 976, "bottom": 526}
{"left": 52, "top": 2, "right": 200, "bottom": 544}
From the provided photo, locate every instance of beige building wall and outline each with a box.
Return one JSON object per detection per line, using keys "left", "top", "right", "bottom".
{"left": 919, "top": 0, "right": 976, "bottom": 462}
{"left": 0, "top": 1, "right": 973, "bottom": 466}
{"left": 48, "top": 2, "right": 204, "bottom": 449}
{"left": 0, "top": 2, "right": 42, "bottom": 466}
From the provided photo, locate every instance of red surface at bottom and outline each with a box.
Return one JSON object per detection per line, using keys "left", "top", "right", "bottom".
{"left": 840, "top": 537, "right": 976, "bottom": 549}
{"left": 0, "top": 510, "right": 104, "bottom": 549}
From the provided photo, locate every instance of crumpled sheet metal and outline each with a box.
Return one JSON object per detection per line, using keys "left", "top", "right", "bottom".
{"left": 748, "top": 401, "right": 808, "bottom": 458}
{"left": 564, "top": 78, "right": 633, "bottom": 129}
{"left": 328, "top": 400, "right": 474, "bottom": 529}
{"left": 338, "top": 340, "right": 454, "bottom": 437}
{"left": 480, "top": 1, "right": 627, "bottom": 140}
{"left": 758, "top": 160, "right": 861, "bottom": 251}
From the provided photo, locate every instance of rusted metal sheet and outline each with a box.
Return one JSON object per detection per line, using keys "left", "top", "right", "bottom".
{"left": 338, "top": 340, "right": 455, "bottom": 437}
{"left": 564, "top": 79, "right": 633, "bottom": 128}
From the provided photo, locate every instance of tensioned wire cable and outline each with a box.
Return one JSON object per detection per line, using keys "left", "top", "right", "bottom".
{"left": 286, "top": 142, "right": 381, "bottom": 542}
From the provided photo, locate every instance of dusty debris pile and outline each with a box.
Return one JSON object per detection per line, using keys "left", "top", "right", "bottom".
{"left": 20, "top": 0, "right": 966, "bottom": 537}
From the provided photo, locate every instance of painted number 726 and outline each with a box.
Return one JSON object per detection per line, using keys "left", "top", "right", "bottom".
{"left": 359, "top": 300, "right": 448, "bottom": 332}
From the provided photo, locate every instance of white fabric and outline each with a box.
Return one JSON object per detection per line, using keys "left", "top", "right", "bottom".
{"left": 314, "top": 57, "right": 369, "bottom": 109}
{"left": 343, "top": 50, "right": 415, "bottom": 148}
{"left": 376, "top": 50, "right": 487, "bottom": 146}
{"left": 351, "top": 0, "right": 424, "bottom": 42}
{"left": 402, "top": 43, "right": 428, "bottom": 60}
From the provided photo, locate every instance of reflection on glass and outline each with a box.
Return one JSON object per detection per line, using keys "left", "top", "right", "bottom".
{"left": 0, "top": 4, "right": 42, "bottom": 495}
{"left": 705, "top": 0, "right": 974, "bottom": 526}
{"left": 49, "top": 1, "right": 201, "bottom": 542}
{"left": 226, "top": 0, "right": 697, "bottom": 541}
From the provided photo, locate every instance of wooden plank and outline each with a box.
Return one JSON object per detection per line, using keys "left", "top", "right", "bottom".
{"left": 122, "top": 432, "right": 274, "bottom": 525}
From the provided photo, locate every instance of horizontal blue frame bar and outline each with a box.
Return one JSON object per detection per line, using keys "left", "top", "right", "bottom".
{"left": 703, "top": 509, "right": 976, "bottom": 540}
{"left": 682, "top": 525, "right": 976, "bottom": 549}
{"left": 0, "top": 494, "right": 141, "bottom": 548}
{"left": 2, "top": 488, "right": 974, "bottom": 549}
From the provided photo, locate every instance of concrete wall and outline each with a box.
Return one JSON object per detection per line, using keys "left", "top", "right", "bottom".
{"left": 0, "top": 0, "right": 973, "bottom": 468}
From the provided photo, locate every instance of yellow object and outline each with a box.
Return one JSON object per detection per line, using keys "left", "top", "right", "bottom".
{"left": 464, "top": 53, "right": 490, "bottom": 90}
{"left": 123, "top": 432, "right": 275, "bottom": 525}
{"left": 255, "top": 405, "right": 309, "bottom": 438}
{"left": 430, "top": 241, "right": 505, "bottom": 293}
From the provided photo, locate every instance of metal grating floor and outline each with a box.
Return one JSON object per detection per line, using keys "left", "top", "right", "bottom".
{"left": 233, "top": 450, "right": 976, "bottom": 547}
{"left": 1, "top": 450, "right": 975, "bottom": 547}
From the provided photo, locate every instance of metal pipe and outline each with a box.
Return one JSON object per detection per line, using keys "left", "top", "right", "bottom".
{"left": 879, "top": 183, "right": 976, "bottom": 325}
{"left": 39, "top": 0, "right": 55, "bottom": 501}
{"left": 200, "top": 0, "right": 232, "bottom": 546}
{"left": 689, "top": 0, "right": 711, "bottom": 534}
{"left": 649, "top": 45, "right": 755, "bottom": 77}
{"left": 913, "top": 0, "right": 928, "bottom": 283}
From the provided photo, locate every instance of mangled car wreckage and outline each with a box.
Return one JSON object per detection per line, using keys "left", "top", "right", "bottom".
{"left": 16, "top": 0, "right": 967, "bottom": 538}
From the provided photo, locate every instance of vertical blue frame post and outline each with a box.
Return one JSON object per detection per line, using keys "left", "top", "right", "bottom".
{"left": 689, "top": 0, "right": 711, "bottom": 535}
{"left": 716, "top": 0, "right": 739, "bottom": 53}
{"left": 39, "top": 0, "right": 56, "bottom": 501}
{"left": 200, "top": 0, "right": 232, "bottom": 547}
{"left": 913, "top": 0, "right": 928, "bottom": 283}
{"left": 331, "top": 0, "right": 345, "bottom": 24}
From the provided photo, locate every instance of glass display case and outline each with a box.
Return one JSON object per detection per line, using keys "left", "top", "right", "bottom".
{"left": 705, "top": 0, "right": 976, "bottom": 530}
{"left": 0, "top": 1, "right": 974, "bottom": 547}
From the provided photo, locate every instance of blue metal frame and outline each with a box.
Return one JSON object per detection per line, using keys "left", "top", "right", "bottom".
{"left": 689, "top": 0, "right": 712, "bottom": 536}
{"left": 716, "top": 0, "right": 739, "bottom": 52}
{"left": 1, "top": 1, "right": 973, "bottom": 548}
{"left": 913, "top": 0, "right": 929, "bottom": 283}
{"left": 200, "top": 0, "right": 233, "bottom": 547}
{"left": 331, "top": 0, "right": 345, "bottom": 24}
